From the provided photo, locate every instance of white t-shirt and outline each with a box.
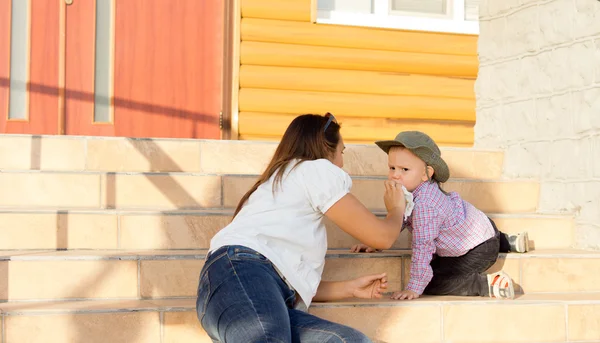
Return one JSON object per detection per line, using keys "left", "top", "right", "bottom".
{"left": 209, "top": 158, "right": 352, "bottom": 309}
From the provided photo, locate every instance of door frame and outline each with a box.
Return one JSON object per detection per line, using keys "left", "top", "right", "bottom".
{"left": 221, "top": 0, "right": 240, "bottom": 140}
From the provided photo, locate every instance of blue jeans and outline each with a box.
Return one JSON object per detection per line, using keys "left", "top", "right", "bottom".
{"left": 196, "top": 245, "right": 372, "bottom": 343}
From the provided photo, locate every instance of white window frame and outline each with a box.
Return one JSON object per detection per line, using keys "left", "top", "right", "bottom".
{"left": 316, "top": 0, "right": 479, "bottom": 35}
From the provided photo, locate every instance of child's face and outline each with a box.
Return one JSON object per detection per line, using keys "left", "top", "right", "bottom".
{"left": 387, "top": 147, "right": 432, "bottom": 192}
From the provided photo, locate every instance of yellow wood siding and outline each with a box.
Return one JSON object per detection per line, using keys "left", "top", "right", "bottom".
{"left": 238, "top": 0, "right": 478, "bottom": 146}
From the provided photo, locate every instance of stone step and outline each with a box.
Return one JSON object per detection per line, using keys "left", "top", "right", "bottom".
{"left": 1, "top": 294, "right": 599, "bottom": 343}
{"left": 0, "top": 171, "right": 539, "bottom": 213}
{"left": 0, "top": 209, "right": 574, "bottom": 250}
{"left": 0, "top": 250, "right": 597, "bottom": 301}
{"left": 0, "top": 134, "right": 504, "bottom": 179}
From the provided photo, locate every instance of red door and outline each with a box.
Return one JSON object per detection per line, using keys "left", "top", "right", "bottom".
{"left": 0, "top": 0, "right": 224, "bottom": 139}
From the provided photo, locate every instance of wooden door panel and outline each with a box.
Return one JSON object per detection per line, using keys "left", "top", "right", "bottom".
{"left": 0, "top": 0, "right": 60, "bottom": 134}
{"left": 113, "top": 0, "right": 223, "bottom": 139}
{"left": 65, "top": 0, "right": 114, "bottom": 136}
{"left": 27, "top": 0, "right": 60, "bottom": 134}
{"left": 0, "top": 0, "right": 10, "bottom": 123}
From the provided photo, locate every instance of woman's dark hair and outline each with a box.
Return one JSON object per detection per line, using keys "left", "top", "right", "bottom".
{"left": 233, "top": 113, "right": 341, "bottom": 217}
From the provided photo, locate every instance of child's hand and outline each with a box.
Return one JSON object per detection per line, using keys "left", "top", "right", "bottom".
{"left": 348, "top": 273, "right": 388, "bottom": 299}
{"left": 391, "top": 290, "right": 419, "bottom": 300}
{"left": 350, "top": 244, "right": 382, "bottom": 253}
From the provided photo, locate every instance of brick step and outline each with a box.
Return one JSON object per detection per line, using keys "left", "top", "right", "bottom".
{"left": 0, "top": 135, "right": 504, "bottom": 179}
{"left": 0, "top": 249, "right": 597, "bottom": 302}
{"left": 0, "top": 170, "right": 539, "bottom": 213}
{"left": 1, "top": 294, "right": 599, "bottom": 343}
{"left": 0, "top": 209, "right": 574, "bottom": 250}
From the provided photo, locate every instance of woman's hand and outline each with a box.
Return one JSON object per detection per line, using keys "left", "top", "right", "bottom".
{"left": 384, "top": 180, "right": 406, "bottom": 214}
{"left": 347, "top": 273, "right": 388, "bottom": 299}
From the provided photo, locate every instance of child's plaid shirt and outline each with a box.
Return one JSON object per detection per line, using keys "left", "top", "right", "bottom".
{"left": 404, "top": 181, "right": 496, "bottom": 295}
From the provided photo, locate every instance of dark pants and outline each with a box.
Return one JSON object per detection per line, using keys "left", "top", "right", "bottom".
{"left": 197, "top": 245, "right": 372, "bottom": 343}
{"left": 422, "top": 218, "right": 509, "bottom": 297}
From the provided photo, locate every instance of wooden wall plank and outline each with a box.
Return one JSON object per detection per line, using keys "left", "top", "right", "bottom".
{"left": 239, "top": 88, "right": 475, "bottom": 122}
{"left": 240, "top": 65, "right": 475, "bottom": 99}
{"left": 241, "top": 0, "right": 312, "bottom": 22}
{"left": 241, "top": 18, "right": 477, "bottom": 56}
{"left": 239, "top": 112, "right": 474, "bottom": 146}
{"left": 241, "top": 41, "right": 478, "bottom": 78}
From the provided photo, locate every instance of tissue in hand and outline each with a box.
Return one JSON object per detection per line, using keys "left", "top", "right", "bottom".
{"left": 401, "top": 185, "right": 414, "bottom": 220}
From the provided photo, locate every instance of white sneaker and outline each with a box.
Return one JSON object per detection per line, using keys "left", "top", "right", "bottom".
{"left": 487, "top": 271, "right": 515, "bottom": 299}
{"left": 508, "top": 231, "right": 530, "bottom": 253}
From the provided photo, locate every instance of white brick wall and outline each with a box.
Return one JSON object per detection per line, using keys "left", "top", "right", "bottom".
{"left": 476, "top": 0, "right": 600, "bottom": 249}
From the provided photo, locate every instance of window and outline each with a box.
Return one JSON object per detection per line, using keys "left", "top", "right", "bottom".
{"left": 317, "top": 0, "right": 479, "bottom": 35}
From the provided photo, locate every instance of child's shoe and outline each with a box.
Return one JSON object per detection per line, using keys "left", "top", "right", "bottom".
{"left": 487, "top": 271, "right": 515, "bottom": 299}
{"left": 508, "top": 231, "right": 530, "bottom": 253}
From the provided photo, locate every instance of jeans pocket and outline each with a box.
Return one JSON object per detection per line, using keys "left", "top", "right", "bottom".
{"left": 231, "top": 249, "right": 270, "bottom": 263}
{"left": 196, "top": 271, "right": 211, "bottom": 323}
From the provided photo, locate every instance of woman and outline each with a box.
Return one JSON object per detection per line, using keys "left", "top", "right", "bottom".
{"left": 196, "top": 113, "right": 406, "bottom": 343}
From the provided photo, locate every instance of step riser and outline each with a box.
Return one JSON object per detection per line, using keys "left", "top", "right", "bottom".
{"left": 0, "top": 172, "right": 540, "bottom": 213}
{"left": 0, "top": 135, "right": 504, "bottom": 179}
{"left": 1, "top": 255, "right": 598, "bottom": 301}
{"left": 2, "top": 303, "right": 598, "bottom": 343}
{"left": 0, "top": 212, "right": 573, "bottom": 250}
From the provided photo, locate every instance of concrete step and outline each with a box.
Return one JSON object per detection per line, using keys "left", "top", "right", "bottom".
{"left": 1, "top": 294, "right": 599, "bottom": 343}
{"left": 0, "top": 134, "right": 504, "bottom": 179}
{"left": 0, "top": 170, "right": 539, "bottom": 213}
{"left": 0, "top": 209, "right": 574, "bottom": 250}
{"left": 0, "top": 250, "right": 598, "bottom": 302}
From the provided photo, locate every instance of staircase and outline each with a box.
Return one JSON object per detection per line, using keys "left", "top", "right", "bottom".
{"left": 0, "top": 134, "right": 598, "bottom": 343}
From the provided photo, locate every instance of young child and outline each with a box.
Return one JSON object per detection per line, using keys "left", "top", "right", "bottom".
{"left": 351, "top": 131, "right": 529, "bottom": 300}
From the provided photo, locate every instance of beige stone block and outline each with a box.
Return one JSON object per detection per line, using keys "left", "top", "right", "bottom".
{"left": 41, "top": 137, "right": 86, "bottom": 171}
{"left": 5, "top": 312, "right": 160, "bottom": 343}
{"left": 568, "top": 304, "right": 600, "bottom": 341}
{"left": 199, "top": 141, "right": 276, "bottom": 174}
{"left": 140, "top": 260, "right": 204, "bottom": 298}
{"left": 323, "top": 256, "right": 402, "bottom": 291}
{"left": 87, "top": 138, "right": 201, "bottom": 172}
{"left": 444, "top": 181, "right": 539, "bottom": 213}
{"left": 486, "top": 257, "right": 522, "bottom": 293}
{"left": 103, "top": 174, "right": 221, "bottom": 209}
{"left": 0, "top": 136, "right": 85, "bottom": 170}
{"left": 163, "top": 312, "right": 213, "bottom": 343}
{"left": 223, "top": 177, "right": 538, "bottom": 213}
{"left": 402, "top": 255, "right": 522, "bottom": 293}
{"left": 6, "top": 260, "right": 138, "bottom": 300}
{"left": 325, "top": 217, "right": 410, "bottom": 249}
{"left": 342, "top": 145, "right": 388, "bottom": 176}
{"left": 0, "top": 261, "right": 7, "bottom": 299}
{"left": 0, "top": 213, "right": 117, "bottom": 249}
{"left": 491, "top": 215, "right": 574, "bottom": 250}
{"left": 354, "top": 180, "right": 539, "bottom": 213}
{"left": 120, "top": 214, "right": 230, "bottom": 249}
{"left": 351, "top": 179, "right": 385, "bottom": 210}
{"left": 521, "top": 258, "right": 600, "bottom": 292}
{"left": 442, "top": 149, "right": 503, "bottom": 180}
{"left": 0, "top": 173, "right": 101, "bottom": 208}
{"left": 310, "top": 305, "right": 441, "bottom": 343}
{"left": 443, "top": 303, "right": 566, "bottom": 342}
{"left": 223, "top": 176, "right": 255, "bottom": 208}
